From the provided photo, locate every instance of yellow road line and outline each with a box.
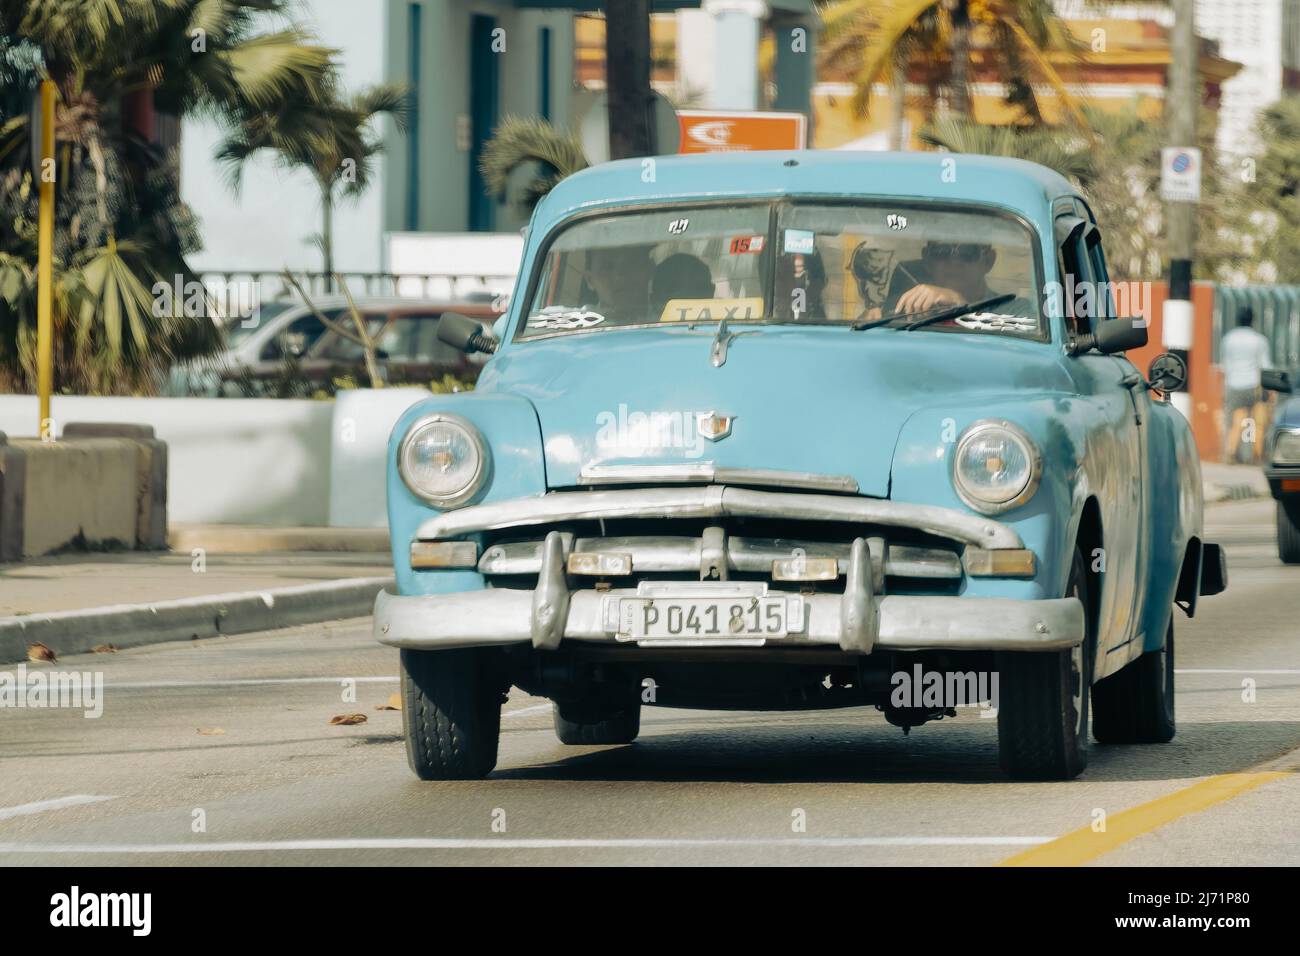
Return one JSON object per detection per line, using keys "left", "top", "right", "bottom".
{"left": 1000, "top": 747, "right": 1300, "bottom": 867}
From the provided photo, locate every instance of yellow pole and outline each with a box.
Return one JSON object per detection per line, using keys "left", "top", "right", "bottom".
{"left": 36, "top": 79, "right": 55, "bottom": 440}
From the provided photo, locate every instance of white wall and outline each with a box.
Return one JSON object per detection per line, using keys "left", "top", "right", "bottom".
{"left": 182, "top": 0, "right": 390, "bottom": 275}
{"left": 0, "top": 397, "right": 334, "bottom": 527}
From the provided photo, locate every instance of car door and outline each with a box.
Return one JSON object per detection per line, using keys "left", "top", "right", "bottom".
{"left": 1057, "top": 211, "right": 1148, "bottom": 670}
{"left": 1085, "top": 213, "right": 1153, "bottom": 664}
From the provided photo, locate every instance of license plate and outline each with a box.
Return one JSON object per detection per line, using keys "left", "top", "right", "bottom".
{"left": 618, "top": 594, "right": 802, "bottom": 643}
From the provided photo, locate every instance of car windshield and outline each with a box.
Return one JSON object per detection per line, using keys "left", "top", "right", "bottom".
{"left": 520, "top": 201, "right": 1044, "bottom": 340}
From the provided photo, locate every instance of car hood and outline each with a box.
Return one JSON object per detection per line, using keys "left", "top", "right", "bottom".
{"left": 480, "top": 326, "right": 1069, "bottom": 496}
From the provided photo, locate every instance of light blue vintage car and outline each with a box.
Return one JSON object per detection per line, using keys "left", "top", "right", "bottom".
{"left": 374, "top": 151, "right": 1226, "bottom": 781}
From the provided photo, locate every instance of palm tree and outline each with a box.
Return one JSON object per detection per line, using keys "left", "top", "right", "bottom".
{"left": 479, "top": 116, "right": 589, "bottom": 214}
{"left": 0, "top": 0, "right": 338, "bottom": 393}
{"left": 818, "top": 0, "right": 1089, "bottom": 145}
{"left": 218, "top": 81, "right": 410, "bottom": 280}
{"left": 919, "top": 106, "right": 1251, "bottom": 283}
{"left": 919, "top": 114, "right": 1096, "bottom": 182}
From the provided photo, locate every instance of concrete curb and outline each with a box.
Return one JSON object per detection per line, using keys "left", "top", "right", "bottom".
{"left": 0, "top": 576, "right": 391, "bottom": 664}
{"left": 1204, "top": 482, "right": 1270, "bottom": 505}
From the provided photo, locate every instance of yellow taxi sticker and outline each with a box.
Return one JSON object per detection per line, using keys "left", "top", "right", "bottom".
{"left": 658, "top": 297, "right": 764, "bottom": 323}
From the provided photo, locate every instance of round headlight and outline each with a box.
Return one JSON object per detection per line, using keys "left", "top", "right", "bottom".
{"left": 398, "top": 414, "right": 488, "bottom": 507}
{"left": 952, "top": 420, "right": 1041, "bottom": 514}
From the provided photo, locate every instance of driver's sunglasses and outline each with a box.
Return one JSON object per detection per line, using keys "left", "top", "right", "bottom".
{"left": 924, "top": 243, "right": 987, "bottom": 262}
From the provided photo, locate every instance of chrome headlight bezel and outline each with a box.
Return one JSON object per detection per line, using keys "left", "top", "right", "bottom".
{"left": 951, "top": 420, "right": 1042, "bottom": 515}
{"left": 1271, "top": 428, "right": 1300, "bottom": 465}
{"left": 398, "top": 413, "right": 489, "bottom": 508}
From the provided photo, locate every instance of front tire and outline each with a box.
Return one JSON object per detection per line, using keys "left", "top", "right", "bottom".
{"left": 1278, "top": 498, "right": 1300, "bottom": 564}
{"left": 1092, "top": 619, "right": 1176, "bottom": 744}
{"left": 996, "top": 546, "right": 1093, "bottom": 780}
{"left": 401, "top": 648, "right": 502, "bottom": 780}
{"left": 553, "top": 700, "right": 641, "bottom": 745}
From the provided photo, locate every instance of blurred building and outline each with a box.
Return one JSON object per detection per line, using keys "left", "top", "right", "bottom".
{"left": 182, "top": 1, "right": 813, "bottom": 282}
{"left": 815, "top": 6, "right": 1244, "bottom": 150}
{"left": 1057, "top": 1, "right": 1300, "bottom": 157}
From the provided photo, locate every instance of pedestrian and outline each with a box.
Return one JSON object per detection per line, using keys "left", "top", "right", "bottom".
{"left": 1222, "top": 305, "right": 1274, "bottom": 464}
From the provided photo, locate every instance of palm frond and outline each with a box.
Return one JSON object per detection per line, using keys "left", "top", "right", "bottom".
{"left": 478, "top": 115, "right": 588, "bottom": 211}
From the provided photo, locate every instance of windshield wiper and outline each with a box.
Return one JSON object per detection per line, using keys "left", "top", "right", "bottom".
{"left": 850, "top": 293, "right": 1018, "bottom": 332}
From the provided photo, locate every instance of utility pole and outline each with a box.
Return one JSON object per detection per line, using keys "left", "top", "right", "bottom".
{"left": 605, "top": 0, "right": 655, "bottom": 159}
{"left": 1163, "top": 0, "right": 1197, "bottom": 420}
{"left": 36, "top": 79, "right": 56, "bottom": 439}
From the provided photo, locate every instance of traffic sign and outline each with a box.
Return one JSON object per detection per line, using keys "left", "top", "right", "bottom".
{"left": 1160, "top": 147, "right": 1202, "bottom": 203}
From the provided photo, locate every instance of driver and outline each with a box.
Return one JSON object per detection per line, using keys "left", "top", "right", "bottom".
{"left": 884, "top": 240, "right": 1003, "bottom": 315}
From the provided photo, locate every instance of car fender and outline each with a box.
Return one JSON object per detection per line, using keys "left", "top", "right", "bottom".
{"left": 387, "top": 392, "right": 546, "bottom": 595}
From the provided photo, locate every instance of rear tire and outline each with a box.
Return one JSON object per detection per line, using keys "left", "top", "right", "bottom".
{"left": 997, "top": 546, "right": 1092, "bottom": 780}
{"left": 401, "top": 648, "right": 502, "bottom": 780}
{"left": 1278, "top": 498, "right": 1300, "bottom": 564}
{"left": 553, "top": 700, "right": 641, "bottom": 745}
{"left": 1092, "top": 619, "right": 1176, "bottom": 744}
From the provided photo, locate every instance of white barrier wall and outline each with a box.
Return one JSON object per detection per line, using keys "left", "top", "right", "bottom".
{"left": 329, "top": 388, "right": 433, "bottom": 528}
{"left": 0, "top": 396, "right": 335, "bottom": 527}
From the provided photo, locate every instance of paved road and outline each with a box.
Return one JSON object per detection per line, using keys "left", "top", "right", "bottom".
{"left": 1, "top": 498, "right": 1296, "bottom": 866}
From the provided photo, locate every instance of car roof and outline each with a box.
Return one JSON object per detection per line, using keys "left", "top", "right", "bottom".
{"left": 536, "top": 150, "right": 1076, "bottom": 229}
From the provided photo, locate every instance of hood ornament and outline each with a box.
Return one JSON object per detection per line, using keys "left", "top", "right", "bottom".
{"left": 696, "top": 411, "right": 735, "bottom": 442}
{"left": 709, "top": 316, "right": 734, "bottom": 367}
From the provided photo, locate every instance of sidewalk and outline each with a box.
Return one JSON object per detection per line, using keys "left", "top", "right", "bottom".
{"left": 0, "top": 549, "right": 392, "bottom": 664}
{"left": 1201, "top": 461, "right": 1270, "bottom": 504}
{"left": 0, "top": 551, "right": 390, "bottom": 618}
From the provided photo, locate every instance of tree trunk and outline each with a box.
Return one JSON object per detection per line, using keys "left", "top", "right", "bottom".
{"left": 890, "top": 62, "right": 907, "bottom": 150}
{"left": 321, "top": 181, "right": 335, "bottom": 292}
{"left": 605, "top": 0, "right": 654, "bottom": 159}
{"left": 947, "top": 0, "right": 972, "bottom": 119}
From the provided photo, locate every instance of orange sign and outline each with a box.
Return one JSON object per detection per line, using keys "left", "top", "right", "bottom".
{"left": 677, "top": 110, "right": 807, "bottom": 154}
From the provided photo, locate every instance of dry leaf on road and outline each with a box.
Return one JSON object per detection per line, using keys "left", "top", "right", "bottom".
{"left": 197, "top": 727, "right": 225, "bottom": 736}
{"left": 330, "top": 713, "right": 368, "bottom": 726}
{"left": 92, "top": 644, "right": 118, "bottom": 654}
{"left": 26, "top": 642, "right": 56, "bottom": 663}
{"left": 376, "top": 693, "right": 401, "bottom": 711}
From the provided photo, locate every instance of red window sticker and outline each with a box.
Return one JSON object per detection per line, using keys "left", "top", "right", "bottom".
{"left": 729, "top": 235, "right": 765, "bottom": 255}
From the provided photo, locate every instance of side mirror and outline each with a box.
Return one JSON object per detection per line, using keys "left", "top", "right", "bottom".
{"left": 1262, "top": 369, "right": 1293, "bottom": 394}
{"left": 1147, "top": 352, "right": 1187, "bottom": 393}
{"left": 1093, "top": 316, "right": 1148, "bottom": 354}
{"left": 437, "top": 312, "right": 498, "bottom": 354}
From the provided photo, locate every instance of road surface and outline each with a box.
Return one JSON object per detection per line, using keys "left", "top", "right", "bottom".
{"left": 1, "top": 498, "right": 1296, "bottom": 866}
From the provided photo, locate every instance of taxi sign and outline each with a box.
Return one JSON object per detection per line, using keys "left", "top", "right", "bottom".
{"left": 677, "top": 110, "right": 807, "bottom": 154}
{"left": 659, "top": 297, "right": 764, "bottom": 323}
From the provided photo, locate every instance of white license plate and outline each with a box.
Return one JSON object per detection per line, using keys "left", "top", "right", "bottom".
{"left": 619, "top": 595, "right": 800, "bottom": 643}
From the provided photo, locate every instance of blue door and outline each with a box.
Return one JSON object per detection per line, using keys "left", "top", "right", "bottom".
{"left": 468, "top": 14, "right": 499, "bottom": 232}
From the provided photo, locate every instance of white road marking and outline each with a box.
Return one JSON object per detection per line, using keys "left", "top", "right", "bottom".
{"left": 501, "top": 702, "right": 553, "bottom": 719}
{"left": 0, "top": 835, "right": 1051, "bottom": 853}
{"left": 105, "top": 677, "right": 398, "bottom": 689}
{"left": 0, "top": 795, "right": 116, "bottom": 821}
{"left": 1176, "top": 669, "right": 1300, "bottom": 675}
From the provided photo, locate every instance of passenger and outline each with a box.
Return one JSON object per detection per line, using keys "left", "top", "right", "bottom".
{"left": 581, "top": 244, "right": 654, "bottom": 321}
{"left": 776, "top": 249, "right": 827, "bottom": 321}
{"left": 649, "top": 253, "right": 714, "bottom": 319}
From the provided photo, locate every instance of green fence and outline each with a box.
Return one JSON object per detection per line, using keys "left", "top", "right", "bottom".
{"left": 1212, "top": 284, "right": 1300, "bottom": 376}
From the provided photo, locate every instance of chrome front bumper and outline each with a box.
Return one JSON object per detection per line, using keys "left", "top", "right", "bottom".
{"left": 373, "top": 587, "right": 1083, "bottom": 653}
{"left": 375, "top": 533, "right": 1083, "bottom": 655}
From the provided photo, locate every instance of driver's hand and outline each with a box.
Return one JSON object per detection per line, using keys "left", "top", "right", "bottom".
{"left": 894, "top": 284, "right": 963, "bottom": 315}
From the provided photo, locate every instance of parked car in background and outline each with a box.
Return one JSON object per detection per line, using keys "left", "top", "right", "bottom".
{"left": 168, "top": 296, "right": 498, "bottom": 395}
{"left": 373, "top": 151, "right": 1227, "bottom": 783}
{"left": 1262, "top": 370, "right": 1300, "bottom": 562}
